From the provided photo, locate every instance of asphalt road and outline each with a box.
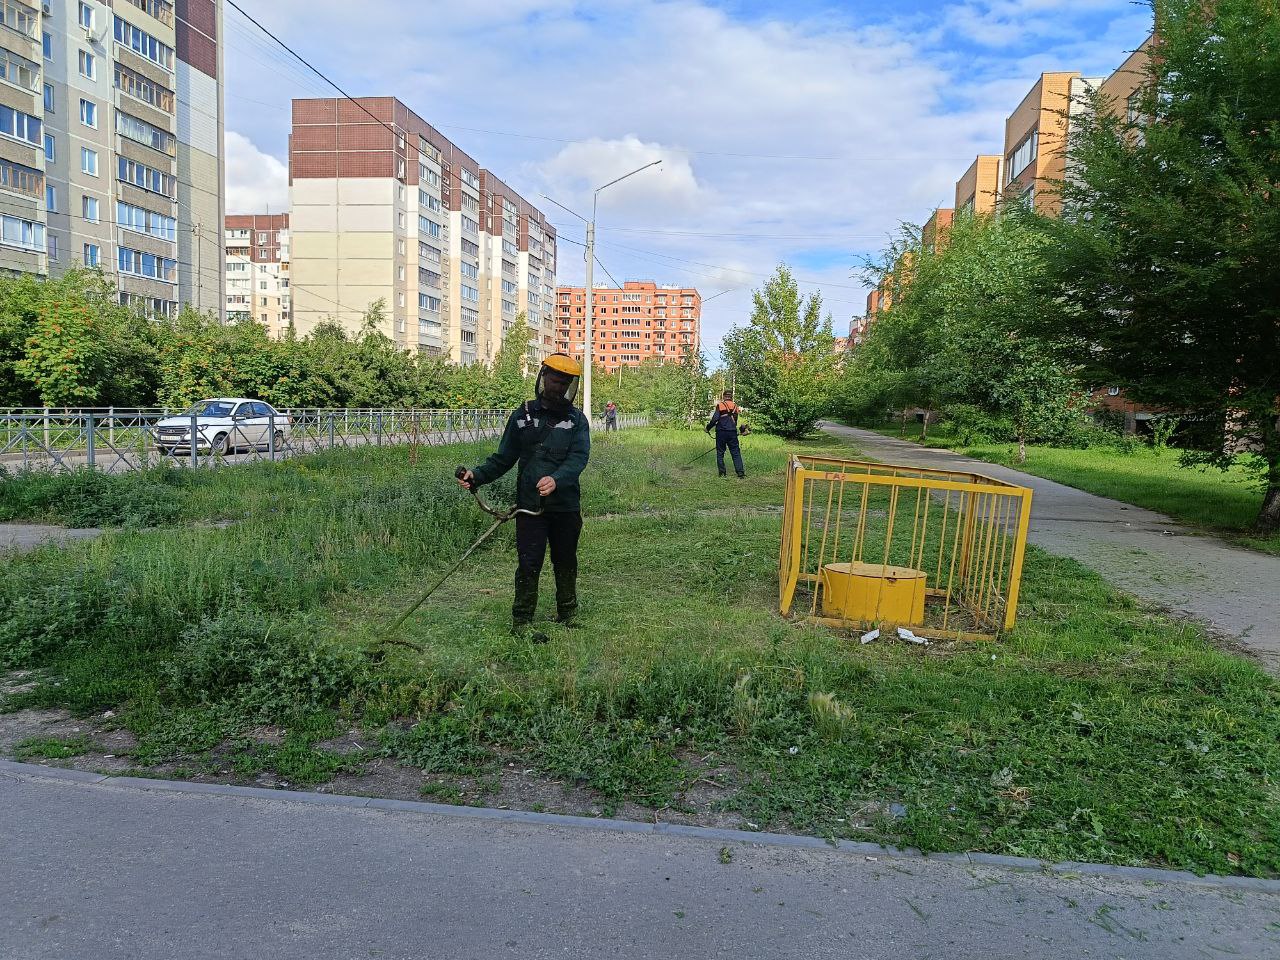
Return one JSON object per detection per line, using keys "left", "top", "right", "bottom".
{"left": 822, "top": 424, "right": 1280, "bottom": 670}
{"left": 2, "top": 769, "right": 1277, "bottom": 960}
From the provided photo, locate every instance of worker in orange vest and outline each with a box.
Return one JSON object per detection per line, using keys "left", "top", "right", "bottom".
{"left": 705, "top": 390, "right": 746, "bottom": 478}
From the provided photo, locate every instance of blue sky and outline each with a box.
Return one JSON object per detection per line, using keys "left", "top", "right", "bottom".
{"left": 222, "top": 0, "right": 1154, "bottom": 360}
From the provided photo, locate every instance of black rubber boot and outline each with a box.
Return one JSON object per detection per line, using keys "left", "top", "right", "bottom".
{"left": 513, "top": 570, "right": 539, "bottom": 630}
{"left": 554, "top": 564, "right": 579, "bottom": 626}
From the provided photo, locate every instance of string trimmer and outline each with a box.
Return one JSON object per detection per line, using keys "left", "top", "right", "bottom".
{"left": 684, "top": 424, "right": 752, "bottom": 466}
{"left": 383, "top": 467, "right": 543, "bottom": 640}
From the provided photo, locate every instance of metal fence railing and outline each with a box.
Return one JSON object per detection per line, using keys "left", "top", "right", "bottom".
{"left": 779, "top": 454, "right": 1034, "bottom": 641}
{"left": 0, "top": 407, "right": 650, "bottom": 475}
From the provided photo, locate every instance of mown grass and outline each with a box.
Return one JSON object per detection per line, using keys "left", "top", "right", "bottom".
{"left": 862, "top": 423, "right": 1280, "bottom": 555}
{"left": 1, "top": 429, "right": 1277, "bottom": 876}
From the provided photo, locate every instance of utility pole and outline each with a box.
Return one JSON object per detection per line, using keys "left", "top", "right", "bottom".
{"left": 583, "top": 218, "right": 595, "bottom": 416}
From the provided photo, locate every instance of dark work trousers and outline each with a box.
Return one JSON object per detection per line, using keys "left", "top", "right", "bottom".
{"left": 716, "top": 432, "right": 745, "bottom": 477}
{"left": 514, "top": 511, "right": 583, "bottom": 626}
{"left": 604, "top": 418, "right": 618, "bottom": 432}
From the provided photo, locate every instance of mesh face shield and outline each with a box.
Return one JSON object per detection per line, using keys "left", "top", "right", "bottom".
{"left": 536, "top": 363, "right": 580, "bottom": 408}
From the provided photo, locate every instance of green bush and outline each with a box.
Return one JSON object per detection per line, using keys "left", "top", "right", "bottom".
{"left": 0, "top": 467, "right": 183, "bottom": 527}
{"left": 945, "top": 404, "right": 1015, "bottom": 445}
{"left": 162, "top": 602, "right": 365, "bottom": 716}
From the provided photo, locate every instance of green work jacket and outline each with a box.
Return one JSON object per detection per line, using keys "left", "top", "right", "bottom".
{"left": 470, "top": 399, "right": 591, "bottom": 512}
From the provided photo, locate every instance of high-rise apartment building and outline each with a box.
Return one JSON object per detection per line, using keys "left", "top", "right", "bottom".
{"left": 288, "top": 97, "right": 556, "bottom": 365}
{"left": 225, "top": 212, "right": 288, "bottom": 335}
{"left": 555, "top": 280, "right": 700, "bottom": 371}
{"left": 0, "top": 0, "right": 224, "bottom": 314}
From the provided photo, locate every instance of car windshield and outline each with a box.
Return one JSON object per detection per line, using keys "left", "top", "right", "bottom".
{"left": 185, "top": 401, "right": 236, "bottom": 417}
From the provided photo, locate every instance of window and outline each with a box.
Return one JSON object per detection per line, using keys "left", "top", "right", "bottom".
{"left": 120, "top": 0, "right": 174, "bottom": 27}
{"left": 47, "top": 234, "right": 57, "bottom": 260}
{"left": 459, "top": 260, "right": 478, "bottom": 281}
{"left": 113, "top": 16, "right": 174, "bottom": 70}
{"left": 79, "top": 2, "right": 94, "bottom": 29}
{"left": 42, "top": 30, "right": 50, "bottom": 60}
{"left": 0, "top": 47, "right": 36, "bottom": 91}
{"left": 117, "top": 246, "right": 177, "bottom": 282}
{"left": 43, "top": 133, "right": 53, "bottom": 161}
{"left": 502, "top": 299, "right": 515, "bottom": 315}
{"left": 78, "top": 49, "right": 95, "bottom": 79}
{"left": 419, "top": 267, "right": 440, "bottom": 288}
{"left": 461, "top": 284, "right": 479, "bottom": 303}
{"left": 81, "top": 147, "right": 98, "bottom": 176}
{"left": 0, "top": 159, "right": 42, "bottom": 198}
{"left": 502, "top": 239, "right": 517, "bottom": 258}
{"left": 419, "top": 216, "right": 441, "bottom": 239}
{"left": 114, "top": 63, "right": 174, "bottom": 112}
{"left": 42, "top": 82, "right": 52, "bottom": 111}
{"left": 118, "top": 156, "right": 176, "bottom": 197}
{"left": 460, "top": 168, "right": 480, "bottom": 190}
{"left": 0, "top": 213, "right": 44, "bottom": 251}
{"left": 117, "top": 200, "right": 176, "bottom": 240}
{"left": 420, "top": 167, "right": 439, "bottom": 187}
{"left": 82, "top": 195, "right": 98, "bottom": 223}
{"left": 116, "top": 111, "right": 174, "bottom": 155}
{"left": 501, "top": 279, "right": 517, "bottom": 295}
{"left": 1006, "top": 129, "right": 1038, "bottom": 182}
{"left": 0, "top": 104, "right": 40, "bottom": 146}
{"left": 419, "top": 191, "right": 440, "bottom": 212}
{"left": 45, "top": 183, "right": 55, "bottom": 212}
{"left": 83, "top": 243, "right": 100, "bottom": 267}
{"left": 1, "top": 1, "right": 36, "bottom": 39}
{"left": 461, "top": 215, "right": 478, "bottom": 236}
{"left": 418, "top": 293, "right": 440, "bottom": 312}
{"left": 80, "top": 99, "right": 97, "bottom": 128}
{"left": 419, "top": 241, "right": 440, "bottom": 263}
{"left": 461, "top": 239, "right": 478, "bottom": 257}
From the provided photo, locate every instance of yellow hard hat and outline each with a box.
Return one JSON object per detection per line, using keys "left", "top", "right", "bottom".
{"left": 543, "top": 353, "right": 583, "bottom": 377}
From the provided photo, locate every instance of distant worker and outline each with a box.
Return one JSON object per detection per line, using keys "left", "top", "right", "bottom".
{"left": 459, "top": 353, "right": 590, "bottom": 640}
{"left": 706, "top": 390, "right": 746, "bottom": 479}
{"left": 604, "top": 401, "right": 619, "bottom": 432}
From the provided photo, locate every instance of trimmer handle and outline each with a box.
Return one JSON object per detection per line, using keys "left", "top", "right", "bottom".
{"left": 455, "top": 465, "right": 476, "bottom": 490}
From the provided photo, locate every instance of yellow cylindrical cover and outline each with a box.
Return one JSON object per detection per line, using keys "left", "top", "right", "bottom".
{"left": 821, "top": 562, "right": 927, "bottom": 626}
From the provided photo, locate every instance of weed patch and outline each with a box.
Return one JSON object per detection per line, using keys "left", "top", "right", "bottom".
{"left": 2, "top": 430, "right": 1277, "bottom": 876}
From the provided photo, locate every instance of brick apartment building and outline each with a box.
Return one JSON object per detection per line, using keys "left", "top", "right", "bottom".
{"left": 287, "top": 97, "right": 555, "bottom": 365}
{"left": 555, "top": 280, "right": 700, "bottom": 372}
{"left": 225, "top": 213, "right": 288, "bottom": 335}
{"left": 0, "top": 0, "right": 225, "bottom": 317}
{"left": 955, "top": 155, "right": 1004, "bottom": 216}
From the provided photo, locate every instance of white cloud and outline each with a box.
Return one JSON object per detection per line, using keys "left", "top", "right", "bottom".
{"left": 225, "top": 131, "right": 289, "bottom": 215}
{"left": 222, "top": 0, "right": 1153, "bottom": 358}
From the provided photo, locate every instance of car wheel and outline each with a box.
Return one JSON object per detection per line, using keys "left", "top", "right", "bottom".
{"left": 212, "top": 432, "right": 230, "bottom": 457}
{"left": 272, "top": 430, "right": 285, "bottom": 451}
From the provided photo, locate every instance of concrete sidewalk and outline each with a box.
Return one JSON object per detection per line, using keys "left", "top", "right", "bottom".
{"left": 3, "top": 767, "right": 1277, "bottom": 960}
{"left": 822, "top": 424, "right": 1280, "bottom": 668}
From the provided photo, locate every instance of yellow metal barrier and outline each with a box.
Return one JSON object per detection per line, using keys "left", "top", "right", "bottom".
{"left": 779, "top": 455, "right": 1034, "bottom": 640}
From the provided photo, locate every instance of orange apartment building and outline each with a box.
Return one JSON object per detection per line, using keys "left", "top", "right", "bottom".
{"left": 556, "top": 281, "right": 700, "bottom": 371}
{"left": 921, "top": 207, "right": 954, "bottom": 254}
{"left": 955, "top": 155, "right": 1004, "bottom": 216}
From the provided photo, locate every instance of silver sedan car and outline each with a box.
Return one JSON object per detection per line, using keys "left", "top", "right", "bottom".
{"left": 153, "top": 398, "right": 292, "bottom": 457}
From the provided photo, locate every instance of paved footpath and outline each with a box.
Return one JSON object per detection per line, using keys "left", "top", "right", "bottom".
{"left": 0, "top": 523, "right": 102, "bottom": 554}
{"left": 2, "top": 767, "right": 1278, "bottom": 960}
{"left": 823, "top": 424, "right": 1280, "bottom": 669}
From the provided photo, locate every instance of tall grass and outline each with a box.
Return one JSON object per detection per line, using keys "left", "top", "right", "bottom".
{"left": 2, "top": 430, "right": 1277, "bottom": 876}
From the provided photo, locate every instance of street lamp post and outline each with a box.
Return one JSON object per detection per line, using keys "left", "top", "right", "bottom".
{"left": 543, "top": 161, "right": 661, "bottom": 422}
{"left": 582, "top": 160, "right": 661, "bottom": 419}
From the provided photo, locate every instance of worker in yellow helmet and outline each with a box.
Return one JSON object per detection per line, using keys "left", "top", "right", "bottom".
{"left": 459, "top": 353, "right": 590, "bottom": 640}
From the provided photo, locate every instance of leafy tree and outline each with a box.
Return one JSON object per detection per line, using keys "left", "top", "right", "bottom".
{"left": 489, "top": 313, "right": 533, "bottom": 408}
{"left": 721, "top": 264, "right": 839, "bottom": 438}
{"left": 1047, "top": 0, "right": 1280, "bottom": 530}
{"left": 853, "top": 212, "right": 1080, "bottom": 460}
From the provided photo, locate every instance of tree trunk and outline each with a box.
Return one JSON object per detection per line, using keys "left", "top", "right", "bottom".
{"left": 1017, "top": 435, "right": 1027, "bottom": 464}
{"left": 921, "top": 411, "right": 930, "bottom": 440}
{"left": 900, "top": 409, "right": 908, "bottom": 436}
{"left": 1257, "top": 478, "right": 1280, "bottom": 535}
